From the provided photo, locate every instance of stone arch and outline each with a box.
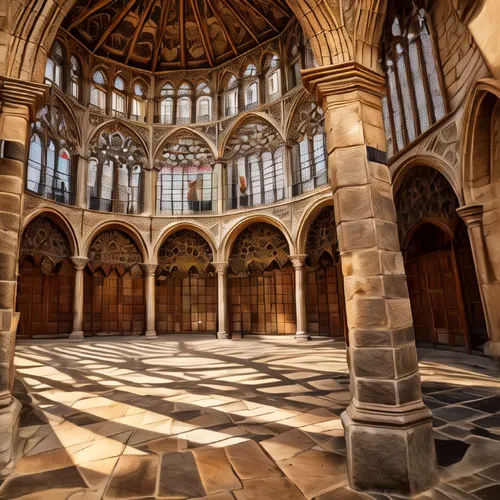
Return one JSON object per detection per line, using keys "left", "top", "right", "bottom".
{"left": 259, "top": 50, "right": 281, "bottom": 74}
{"left": 153, "top": 223, "right": 218, "bottom": 264}
{"left": 83, "top": 221, "right": 149, "bottom": 264}
{"left": 22, "top": 208, "right": 79, "bottom": 257}
{"left": 462, "top": 78, "right": 500, "bottom": 205}
{"left": 221, "top": 216, "right": 294, "bottom": 263}
{"left": 219, "top": 112, "right": 285, "bottom": 159}
{"left": 296, "top": 197, "right": 335, "bottom": 255}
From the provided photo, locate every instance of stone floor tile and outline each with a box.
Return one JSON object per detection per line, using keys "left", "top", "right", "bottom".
{"left": 233, "top": 477, "right": 305, "bottom": 500}
{"left": 473, "top": 483, "right": 500, "bottom": 499}
{"left": 261, "top": 429, "right": 316, "bottom": 461}
{"left": 104, "top": 454, "right": 158, "bottom": 499}
{"left": 193, "top": 447, "right": 242, "bottom": 495}
{"left": 315, "top": 486, "right": 374, "bottom": 499}
{"left": 225, "top": 441, "right": 282, "bottom": 480}
{"left": 478, "top": 463, "right": 500, "bottom": 482}
{"left": 15, "top": 445, "right": 75, "bottom": 474}
{"left": 158, "top": 451, "right": 206, "bottom": 498}
{"left": 433, "top": 406, "right": 489, "bottom": 423}
{"left": 277, "top": 448, "right": 348, "bottom": 499}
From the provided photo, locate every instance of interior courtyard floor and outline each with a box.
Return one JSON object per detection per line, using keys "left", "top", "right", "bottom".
{"left": 1, "top": 336, "right": 500, "bottom": 500}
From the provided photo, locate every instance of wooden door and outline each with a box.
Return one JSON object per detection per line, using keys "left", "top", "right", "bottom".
{"left": 305, "top": 265, "right": 345, "bottom": 337}
{"left": 17, "top": 258, "right": 74, "bottom": 338}
{"left": 156, "top": 276, "right": 217, "bottom": 334}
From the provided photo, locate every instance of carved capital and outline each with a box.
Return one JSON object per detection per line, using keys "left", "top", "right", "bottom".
{"left": 0, "top": 77, "right": 49, "bottom": 122}
{"left": 71, "top": 257, "right": 88, "bottom": 271}
{"left": 457, "top": 204, "right": 484, "bottom": 228}
{"left": 214, "top": 262, "right": 229, "bottom": 274}
{"left": 142, "top": 264, "right": 158, "bottom": 276}
{"left": 290, "top": 255, "right": 307, "bottom": 269}
{"left": 301, "top": 62, "right": 385, "bottom": 103}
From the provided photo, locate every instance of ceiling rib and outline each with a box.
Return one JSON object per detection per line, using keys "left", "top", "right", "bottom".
{"left": 125, "top": 0, "right": 156, "bottom": 64}
{"left": 220, "top": 0, "right": 259, "bottom": 44}
{"left": 190, "top": 0, "right": 215, "bottom": 67}
{"left": 67, "top": 0, "right": 115, "bottom": 31}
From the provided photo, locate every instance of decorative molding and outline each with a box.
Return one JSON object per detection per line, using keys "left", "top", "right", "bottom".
{"left": 0, "top": 77, "right": 49, "bottom": 121}
{"left": 457, "top": 204, "right": 484, "bottom": 228}
{"left": 71, "top": 257, "right": 88, "bottom": 271}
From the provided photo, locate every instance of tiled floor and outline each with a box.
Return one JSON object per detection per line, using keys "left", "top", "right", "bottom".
{"left": 2, "top": 336, "right": 500, "bottom": 499}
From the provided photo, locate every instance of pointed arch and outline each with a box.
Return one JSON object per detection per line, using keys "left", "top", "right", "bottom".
{"left": 153, "top": 127, "right": 217, "bottom": 162}
{"left": 295, "top": 196, "right": 334, "bottom": 255}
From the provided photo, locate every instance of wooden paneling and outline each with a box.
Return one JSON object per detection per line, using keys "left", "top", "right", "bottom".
{"left": 156, "top": 276, "right": 217, "bottom": 333}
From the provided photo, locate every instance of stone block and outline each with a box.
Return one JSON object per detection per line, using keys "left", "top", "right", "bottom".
{"left": 350, "top": 347, "right": 395, "bottom": 379}
{"left": 396, "top": 372, "right": 423, "bottom": 405}
{"left": 355, "top": 378, "right": 397, "bottom": 405}
{"left": 343, "top": 275, "right": 384, "bottom": 301}
{"left": 386, "top": 299, "right": 413, "bottom": 329}
{"left": 330, "top": 146, "right": 369, "bottom": 192}
{"left": 394, "top": 345, "right": 419, "bottom": 378}
{"left": 349, "top": 326, "right": 416, "bottom": 348}
{"left": 341, "top": 250, "right": 382, "bottom": 276}
{"left": 383, "top": 275, "right": 409, "bottom": 299}
{"left": 339, "top": 219, "right": 376, "bottom": 252}
{"left": 334, "top": 186, "right": 373, "bottom": 222}
{"left": 375, "top": 220, "right": 400, "bottom": 251}
{"left": 370, "top": 188, "right": 397, "bottom": 222}
{"left": 325, "top": 103, "right": 365, "bottom": 151}
{"left": 342, "top": 412, "right": 436, "bottom": 495}
{"left": 346, "top": 297, "right": 388, "bottom": 329}
{"left": 0, "top": 399, "right": 21, "bottom": 469}
{"left": 381, "top": 251, "right": 406, "bottom": 275}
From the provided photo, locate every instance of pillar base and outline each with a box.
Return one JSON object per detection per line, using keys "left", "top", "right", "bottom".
{"left": 0, "top": 398, "right": 21, "bottom": 470}
{"left": 69, "top": 331, "right": 84, "bottom": 340}
{"left": 145, "top": 330, "right": 157, "bottom": 338}
{"left": 484, "top": 341, "right": 500, "bottom": 358}
{"left": 341, "top": 405, "right": 436, "bottom": 496}
{"left": 217, "top": 332, "right": 230, "bottom": 339}
{"left": 295, "top": 331, "right": 311, "bottom": 343}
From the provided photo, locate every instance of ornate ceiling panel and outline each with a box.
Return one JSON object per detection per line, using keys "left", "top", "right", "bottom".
{"left": 64, "top": 0, "right": 292, "bottom": 71}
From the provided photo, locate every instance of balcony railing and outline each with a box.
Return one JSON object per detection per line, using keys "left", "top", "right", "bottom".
{"left": 227, "top": 183, "right": 286, "bottom": 211}
{"left": 244, "top": 101, "right": 258, "bottom": 112}
{"left": 26, "top": 160, "right": 76, "bottom": 206}
{"left": 89, "top": 196, "right": 145, "bottom": 215}
{"left": 196, "top": 114, "right": 211, "bottom": 123}
{"left": 154, "top": 115, "right": 173, "bottom": 125}
{"left": 176, "top": 116, "right": 191, "bottom": 125}
{"left": 292, "top": 170, "right": 328, "bottom": 197}
{"left": 130, "top": 114, "right": 146, "bottom": 122}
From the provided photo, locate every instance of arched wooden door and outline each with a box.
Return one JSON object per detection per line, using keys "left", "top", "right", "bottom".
{"left": 155, "top": 230, "right": 217, "bottom": 334}
{"left": 83, "top": 230, "right": 145, "bottom": 336}
{"left": 227, "top": 223, "right": 296, "bottom": 335}
{"left": 304, "top": 207, "right": 346, "bottom": 339}
{"left": 17, "top": 217, "right": 74, "bottom": 338}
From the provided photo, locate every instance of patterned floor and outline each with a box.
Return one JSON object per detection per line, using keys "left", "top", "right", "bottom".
{"left": 1, "top": 336, "right": 500, "bottom": 499}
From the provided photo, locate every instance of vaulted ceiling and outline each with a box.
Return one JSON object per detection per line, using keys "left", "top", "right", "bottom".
{"left": 63, "top": 0, "right": 293, "bottom": 71}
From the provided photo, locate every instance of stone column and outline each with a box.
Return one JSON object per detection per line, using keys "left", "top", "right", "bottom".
{"left": 212, "top": 161, "right": 226, "bottom": 214}
{"left": 75, "top": 155, "right": 88, "bottom": 209}
{"left": 457, "top": 204, "right": 500, "bottom": 357}
{"left": 0, "top": 77, "right": 48, "bottom": 469}
{"left": 215, "top": 263, "right": 229, "bottom": 339}
{"left": 143, "top": 264, "right": 157, "bottom": 338}
{"left": 142, "top": 169, "right": 153, "bottom": 215}
{"left": 302, "top": 64, "right": 436, "bottom": 495}
{"left": 69, "top": 257, "right": 88, "bottom": 340}
{"left": 291, "top": 255, "right": 310, "bottom": 342}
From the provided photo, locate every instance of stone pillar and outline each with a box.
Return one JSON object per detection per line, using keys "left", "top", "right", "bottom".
{"left": 69, "top": 257, "right": 88, "bottom": 340}
{"left": 212, "top": 162, "right": 226, "bottom": 214}
{"left": 0, "top": 77, "right": 48, "bottom": 469}
{"left": 291, "top": 255, "right": 310, "bottom": 342}
{"left": 303, "top": 64, "right": 436, "bottom": 495}
{"left": 215, "top": 263, "right": 229, "bottom": 339}
{"left": 75, "top": 155, "right": 88, "bottom": 209}
{"left": 457, "top": 204, "right": 500, "bottom": 357}
{"left": 143, "top": 264, "right": 157, "bottom": 338}
{"left": 142, "top": 169, "right": 154, "bottom": 215}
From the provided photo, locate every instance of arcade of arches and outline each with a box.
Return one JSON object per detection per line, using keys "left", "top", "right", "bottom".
{"left": 1, "top": 0, "right": 500, "bottom": 497}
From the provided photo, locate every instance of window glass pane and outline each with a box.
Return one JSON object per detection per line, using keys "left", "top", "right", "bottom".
{"left": 408, "top": 38, "right": 430, "bottom": 131}
{"left": 387, "top": 63, "right": 404, "bottom": 151}
{"left": 45, "top": 59, "right": 54, "bottom": 83}
{"left": 27, "top": 135, "right": 42, "bottom": 192}
{"left": 93, "top": 71, "right": 106, "bottom": 86}
{"left": 381, "top": 96, "right": 394, "bottom": 158}
{"left": 101, "top": 160, "right": 114, "bottom": 200}
{"left": 396, "top": 44, "right": 416, "bottom": 142}
{"left": 114, "top": 77, "right": 125, "bottom": 91}
{"left": 161, "top": 98, "right": 173, "bottom": 123}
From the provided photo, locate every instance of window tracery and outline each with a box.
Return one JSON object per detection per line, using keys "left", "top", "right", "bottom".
{"left": 177, "top": 83, "right": 192, "bottom": 124}
{"left": 305, "top": 207, "right": 338, "bottom": 267}
{"left": 90, "top": 70, "right": 107, "bottom": 111}
{"left": 159, "top": 83, "right": 175, "bottom": 124}
{"left": 243, "top": 64, "right": 259, "bottom": 111}
{"left": 264, "top": 54, "right": 281, "bottom": 103}
{"left": 112, "top": 76, "right": 126, "bottom": 117}
{"left": 45, "top": 41, "right": 64, "bottom": 88}
{"left": 70, "top": 56, "right": 81, "bottom": 101}
{"left": 223, "top": 74, "right": 239, "bottom": 117}
{"left": 382, "top": 3, "right": 446, "bottom": 156}
{"left": 131, "top": 81, "right": 147, "bottom": 122}
{"left": 155, "top": 132, "right": 215, "bottom": 215}
{"left": 195, "top": 82, "right": 212, "bottom": 123}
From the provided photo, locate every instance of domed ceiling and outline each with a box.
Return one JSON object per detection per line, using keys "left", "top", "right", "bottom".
{"left": 63, "top": 0, "right": 293, "bottom": 71}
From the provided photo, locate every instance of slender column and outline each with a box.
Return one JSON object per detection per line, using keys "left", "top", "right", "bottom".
{"left": 69, "top": 257, "right": 88, "bottom": 340}
{"left": 291, "top": 255, "right": 310, "bottom": 342}
{"left": 215, "top": 263, "right": 229, "bottom": 339}
{"left": 303, "top": 64, "right": 436, "bottom": 495}
{"left": 457, "top": 204, "right": 500, "bottom": 357}
{"left": 75, "top": 155, "right": 88, "bottom": 209}
{"left": 143, "top": 264, "right": 157, "bottom": 338}
{"left": 142, "top": 169, "right": 153, "bottom": 215}
{"left": 0, "top": 77, "right": 48, "bottom": 469}
{"left": 212, "top": 161, "right": 226, "bottom": 214}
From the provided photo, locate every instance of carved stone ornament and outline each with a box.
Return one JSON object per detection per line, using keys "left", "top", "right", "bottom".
{"left": 288, "top": 95, "right": 325, "bottom": 143}
{"left": 305, "top": 206, "right": 338, "bottom": 267}
{"left": 158, "top": 229, "right": 214, "bottom": 277}
{"left": 87, "top": 230, "right": 143, "bottom": 272}
{"left": 214, "top": 262, "right": 229, "bottom": 274}
{"left": 142, "top": 264, "right": 158, "bottom": 276}
{"left": 290, "top": 255, "right": 307, "bottom": 269}
{"left": 71, "top": 257, "right": 88, "bottom": 272}
{"left": 228, "top": 223, "right": 290, "bottom": 276}
{"left": 21, "top": 217, "right": 71, "bottom": 264}
{"left": 155, "top": 132, "right": 214, "bottom": 171}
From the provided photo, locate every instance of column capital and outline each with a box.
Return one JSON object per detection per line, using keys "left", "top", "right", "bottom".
{"left": 0, "top": 77, "right": 49, "bottom": 122}
{"left": 301, "top": 62, "right": 385, "bottom": 103}
{"left": 214, "top": 262, "right": 229, "bottom": 274}
{"left": 71, "top": 257, "right": 88, "bottom": 272}
{"left": 457, "top": 204, "right": 484, "bottom": 228}
{"left": 142, "top": 264, "right": 158, "bottom": 276}
{"left": 290, "top": 255, "right": 307, "bottom": 269}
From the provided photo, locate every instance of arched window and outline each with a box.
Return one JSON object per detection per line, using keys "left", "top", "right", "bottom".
{"left": 112, "top": 76, "right": 126, "bottom": 117}
{"left": 265, "top": 55, "right": 281, "bottom": 102}
{"left": 27, "top": 134, "right": 43, "bottom": 193}
{"left": 87, "top": 132, "right": 146, "bottom": 214}
{"left": 159, "top": 83, "right": 174, "bottom": 124}
{"left": 196, "top": 82, "right": 212, "bottom": 123}
{"left": 70, "top": 56, "right": 81, "bottom": 100}
{"left": 90, "top": 70, "right": 107, "bottom": 111}
{"left": 243, "top": 64, "right": 259, "bottom": 111}
{"left": 156, "top": 135, "right": 215, "bottom": 215}
{"left": 131, "top": 82, "right": 147, "bottom": 122}
{"left": 176, "top": 83, "right": 192, "bottom": 124}
{"left": 382, "top": 7, "right": 446, "bottom": 157}
{"left": 223, "top": 75, "right": 239, "bottom": 117}
{"left": 286, "top": 33, "right": 302, "bottom": 89}
{"left": 44, "top": 41, "right": 64, "bottom": 87}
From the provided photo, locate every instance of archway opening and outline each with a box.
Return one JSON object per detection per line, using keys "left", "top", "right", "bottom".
{"left": 227, "top": 223, "right": 295, "bottom": 335}
{"left": 83, "top": 229, "right": 145, "bottom": 336}
{"left": 156, "top": 230, "right": 216, "bottom": 334}
{"left": 17, "top": 216, "right": 75, "bottom": 338}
